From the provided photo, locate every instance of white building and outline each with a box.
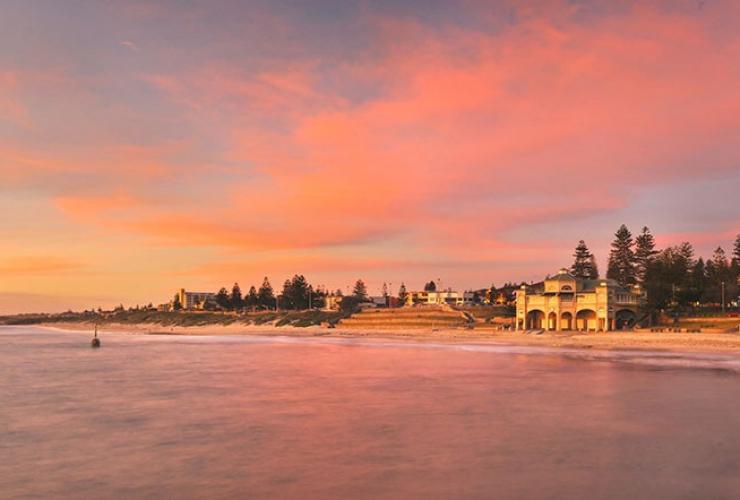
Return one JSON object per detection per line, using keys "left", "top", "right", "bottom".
{"left": 407, "top": 290, "right": 474, "bottom": 306}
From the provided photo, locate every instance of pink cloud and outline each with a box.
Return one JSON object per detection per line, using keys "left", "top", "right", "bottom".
{"left": 46, "top": 3, "right": 740, "bottom": 259}
{"left": 4, "top": 1, "right": 740, "bottom": 298}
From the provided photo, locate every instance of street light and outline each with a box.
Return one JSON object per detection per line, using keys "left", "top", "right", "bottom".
{"left": 721, "top": 281, "right": 726, "bottom": 314}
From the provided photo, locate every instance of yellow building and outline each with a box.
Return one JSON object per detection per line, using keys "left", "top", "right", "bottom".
{"left": 324, "top": 293, "right": 342, "bottom": 311}
{"left": 176, "top": 288, "right": 216, "bottom": 310}
{"left": 515, "top": 269, "right": 644, "bottom": 332}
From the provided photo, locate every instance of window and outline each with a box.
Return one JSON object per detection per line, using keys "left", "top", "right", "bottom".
{"left": 561, "top": 285, "right": 573, "bottom": 291}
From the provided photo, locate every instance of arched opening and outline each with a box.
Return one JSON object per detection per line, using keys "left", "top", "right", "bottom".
{"left": 547, "top": 312, "right": 557, "bottom": 330}
{"left": 560, "top": 312, "right": 573, "bottom": 330}
{"left": 576, "top": 309, "right": 597, "bottom": 331}
{"left": 615, "top": 309, "right": 637, "bottom": 330}
{"left": 526, "top": 310, "right": 545, "bottom": 329}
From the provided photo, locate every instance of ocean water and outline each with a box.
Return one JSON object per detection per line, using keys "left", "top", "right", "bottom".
{"left": 2, "top": 326, "right": 740, "bottom": 499}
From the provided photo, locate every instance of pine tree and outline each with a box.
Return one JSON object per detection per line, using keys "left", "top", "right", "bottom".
{"left": 732, "top": 235, "right": 740, "bottom": 267}
{"left": 215, "top": 287, "right": 231, "bottom": 309}
{"left": 281, "top": 279, "right": 294, "bottom": 309}
{"left": 398, "top": 282, "right": 408, "bottom": 305}
{"left": 587, "top": 255, "right": 599, "bottom": 279}
{"left": 606, "top": 225, "right": 636, "bottom": 287}
{"left": 246, "top": 286, "right": 258, "bottom": 308}
{"left": 353, "top": 279, "right": 368, "bottom": 301}
{"left": 285, "top": 274, "right": 310, "bottom": 309}
{"left": 571, "top": 240, "right": 598, "bottom": 279}
{"left": 424, "top": 280, "right": 437, "bottom": 292}
{"left": 230, "top": 283, "right": 243, "bottom": 310}
{"left": 634, "top": 227, "right": 658, "bottom": 284}
{"left": 172, "top": 293, "right": 182, "bottom": 311}
{"left": 689, "top": 258, "right": 706, "bottom": 303}
{"left": 711, "top": 247, "right": 729, "bottom": 281}
{"left": 257, "top": 277, "right": 274, "bottom": 308}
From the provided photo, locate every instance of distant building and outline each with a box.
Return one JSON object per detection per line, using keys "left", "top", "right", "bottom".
{"left": 324, "top": 293, "right": 342, "bottom": 311}
{"left": 515, "top": 268, "right": 644, "bottom": 331}
{"left": 176, "top": 288, "right": 217, "bottom": 310}
{"left": 406, "top": 290, "right": 474, "bottom": 306}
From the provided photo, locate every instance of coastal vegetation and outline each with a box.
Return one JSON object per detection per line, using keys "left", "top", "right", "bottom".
{"left": 0, "top": 309, "right": 349, "bottom": 328}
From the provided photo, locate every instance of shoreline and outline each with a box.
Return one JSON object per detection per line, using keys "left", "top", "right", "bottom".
{"left": 28, "top": 320, "right": 740, "bottom": 355}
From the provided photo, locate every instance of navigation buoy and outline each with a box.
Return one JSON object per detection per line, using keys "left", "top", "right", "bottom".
{"left": 91, "top": 325, "right": 101, "bottom": 348}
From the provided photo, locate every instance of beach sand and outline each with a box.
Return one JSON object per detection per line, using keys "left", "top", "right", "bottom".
{"left": 39, "top": 321, "right": 740, "bottom": 354}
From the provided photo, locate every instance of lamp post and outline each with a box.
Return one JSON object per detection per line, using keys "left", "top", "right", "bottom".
{"left": 275, "top": 294, "right": 279, "bottom": 312}
{"left": 721, "top": 281, "right": 726, "bottom": 314}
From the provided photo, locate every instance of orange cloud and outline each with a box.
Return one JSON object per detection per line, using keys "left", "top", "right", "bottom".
{"left": 0, "top": 256, "right": 83, "bottom": 275}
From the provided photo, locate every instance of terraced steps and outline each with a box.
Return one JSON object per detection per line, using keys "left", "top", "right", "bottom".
{"left": 338, "top": 306, "right": 471, "bottom": 330}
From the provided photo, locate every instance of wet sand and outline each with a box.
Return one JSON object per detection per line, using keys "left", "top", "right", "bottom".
{"left": 40, "top": 321, "right": 740, "bottom": 354}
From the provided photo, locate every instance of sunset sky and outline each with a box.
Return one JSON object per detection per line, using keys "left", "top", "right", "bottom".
{"left": 2, "top": 0, "right": 739, "bottom": 313}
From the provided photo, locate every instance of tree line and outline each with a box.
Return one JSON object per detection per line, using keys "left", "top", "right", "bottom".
{"left": 173, "top": 276, "right": 379, "bottom": 312}
{"left": 569, "top": 226, "right": 740, "bottom": 310}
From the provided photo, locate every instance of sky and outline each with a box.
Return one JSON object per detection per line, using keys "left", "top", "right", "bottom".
{"left": 1, "top": 0, "right": 739, "bottom": 313}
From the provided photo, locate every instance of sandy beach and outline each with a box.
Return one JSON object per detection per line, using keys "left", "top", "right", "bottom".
{"left": 38, "top": 321, "right": 740, "bottom": 354}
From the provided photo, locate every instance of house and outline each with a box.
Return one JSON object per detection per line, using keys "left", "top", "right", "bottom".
{"left": 515, "top": 268, "right": 645, "bottom": 331}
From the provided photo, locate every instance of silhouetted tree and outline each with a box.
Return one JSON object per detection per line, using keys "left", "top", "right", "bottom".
{"left": 257, "top": 277, "right": 274, "bottom": 309}
{"left": 486, "top": 283, "right": 497, "bottom": 304}
{"left": 281, "top": 275, "right": 311, "bottom": 309}
{"left": 424, "top": 280, "right": 437, "bottom": 292}
{"left": 644, "top": 242, "right": 695, "bottom": 310}
{"left": 588, "top": 255, "right": 599, "bottom": 279}
{"left": 398, "top": 283, "right": 408, "bottom": 306}
{"left": 607, "top": 225, "right": 636, "bottom": 286}
{"left": 706, "top": 247, "right": 730, "bottom": 304}
{"left": 634, "top": 227, "right": 658, "bottom": 285}
{"left": 246, "top": 286, "right": 258, "bottom": 308}
{"left": 231, "top": 283, "right": 243, "bottom": 310}
{"left": 172, "top": 294, "right": 182, "bottom": 311}
{"left": 732, "top": 235, "right": 740, "bottom": 288}
{"left": 353, "top": 279, "right": 368, "bottom": 301}
{"left": 571, "top": 240, "right": 598, "bottom": 279}
{"left": 215, "top": 287, "right": 230, "bottom": 309}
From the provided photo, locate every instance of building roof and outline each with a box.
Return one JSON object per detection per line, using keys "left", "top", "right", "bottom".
{"left": 525, "top": 271, "right": 633, "bottom": 294}
{"left": 547, "top": 273, "right": 576, "bottom": 282}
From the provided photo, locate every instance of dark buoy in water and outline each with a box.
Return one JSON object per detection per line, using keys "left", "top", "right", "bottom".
{"left": 91, "top": 324, "right": 101, "bottom": 348}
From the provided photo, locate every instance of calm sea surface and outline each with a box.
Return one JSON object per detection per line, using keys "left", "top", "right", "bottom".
{"left": 2, "top": 326, "right": 740, "bottom": 499}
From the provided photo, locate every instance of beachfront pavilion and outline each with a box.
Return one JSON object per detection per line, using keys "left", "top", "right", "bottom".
{"left": 514, "top": 269, "right": 644, "bottom": 332}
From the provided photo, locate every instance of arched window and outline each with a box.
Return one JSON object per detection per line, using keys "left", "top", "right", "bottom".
{"left": 561, "top": 285, "right": 573, "bottom": 291}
